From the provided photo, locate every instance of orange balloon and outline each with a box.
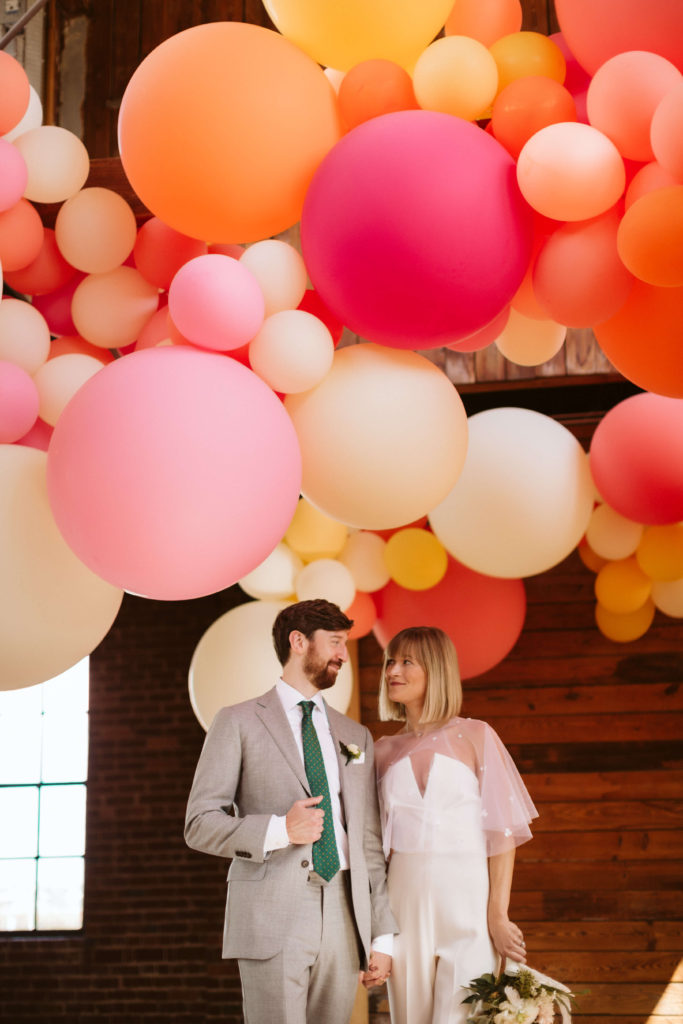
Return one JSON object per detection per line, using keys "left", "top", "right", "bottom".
{"left": 577, "top": 539, "right": 608, "bottom": 573}
{"left": 0, "top": 198, "right": 44, "bottom": 272}
{"left": 118, "top": 22, "right": 341, "bottom": 243}
{"left": 595, "top": 556, "right": 652, "bottom": 614}
{"left": 625, "top": 161, "right": 681, "bottom": 209}
{"left": 489, "top": 32, "right": 566, "bottom": 94}
{"left": 595, "top": 598, "right": 655, "bottom": 642}
{"left": 445, "top": 0, "right": 522, "bottom": 47}
{"left": 346, "top": 590, "right": 377, "bottom": 638}
{"left": 636, "top": 524, "right": 683, "bottom": 582}
{"left": 0, "top": 51, "right": 30, "bottom": 135}
{"left": 650, "top": 80, "right": 683, "bottom": 181}
{"left": 491, "top": 76, "right": 577, "bottom": 160}
{"left": 617, "top": 186, "right": 683, "bottom": 288}
{"left": 594, "top": 281, "right": 683, "bottom": 397}
{"left": 338, "top": 59, "right": 418, "bottom": 131}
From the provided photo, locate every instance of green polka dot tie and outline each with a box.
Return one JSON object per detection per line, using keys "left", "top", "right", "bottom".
{"left": 298, "top": 700, "right": 340, "bottom": 882}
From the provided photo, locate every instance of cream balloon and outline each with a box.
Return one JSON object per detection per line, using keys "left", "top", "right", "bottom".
{"left": 13, "top": 125, "right": 90, "bottom": 203}
{"left": 238, "top": 542, "right": 303, "bottom": 600}
{"left": 2, "top": 85, "right": 42, "bottom": 142}
{"left": 249, "top": 309, "right": 334, "bottom": 394}
{"left": 0, "top": 445, "right": 124, "bottom": 690}
{"left": 33, "top": 353, "right": 104, "bottom": 427}
{"left": 188, "top": 599, "right": 353, "bottom": 730}
{"left": 585, "top": 503, "right": 644, "bottom": 560}
{"left": 285, "top": 344, "right": 469, "bottom": 530}
{"left": 294, "top": 558, "right": 356, "bottom": 610}
{"left": 651, "top": 578, "right": 683, "bottom": 618}
{"left": 285, "top": 496, "right": 349, "bottom": 562}
{"left": 240, "top": 239, "right": 308, "bottom": 316}
{"left": 0, "top": 297, "right": 50, "bottom": 373}
{"left": 340, "top": 530, "right": 390, "bottom": 592}
{"left": 55, "top": 187, "right": 138, "bottom": 274}
{"left": 429, "top": 407, "right": 594, "bottom": 578}
{"left": 494, "top": 308, "right": 567, "bottom": 367}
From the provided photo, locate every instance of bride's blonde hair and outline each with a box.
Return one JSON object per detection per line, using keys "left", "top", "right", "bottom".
{"left": 378, "top": 626, "right": 462, "bottom": 724}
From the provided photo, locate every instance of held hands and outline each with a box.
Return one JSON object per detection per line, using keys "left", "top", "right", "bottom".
{"left": 360, "top": 952, "right": 392, "bottom": 989}
{"left": 488, "top": 912, "right": 527, "bottom": 965}
{"left": 286, "top": 795, "right": 324, "bottom": 845}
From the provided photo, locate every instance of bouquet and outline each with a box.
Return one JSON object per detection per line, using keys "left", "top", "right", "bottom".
{"left": 462, "top": 959, "right": 574, "bottom": 1024}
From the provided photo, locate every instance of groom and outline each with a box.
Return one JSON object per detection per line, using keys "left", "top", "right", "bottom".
{"left": 185, "top": 599, "right": 396, "bottom": 1023}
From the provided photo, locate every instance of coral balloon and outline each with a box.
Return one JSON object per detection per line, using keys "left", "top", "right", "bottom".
{"left": 240, "top": 240, "right": 308, "bottom": 316}
{"left": 33, "top": 354, "right": 103, "bottom": 427}
{"left": 413, "top": 36, "right": 499, "bottom": 121}
{"left": 0, "top": 298, "right": 50, "bottom": 374}
{"left": 595, "top": 599, "right": 656, "bottom": 642}
{"left": 3, "top": 228, "right": 77, "bottom": 296}
{"left": 168, "top": 254, "right": 264, "bottom": 352}
{"left": 0, "top": 198, "right": 43, "bottom": 271}
{"left": 0, "top": 361, "right": 39, "bottom": 442}
{"left": 340, "top": 531, "right": 390, "bottom": 592}
{"left": 32, "top": 273, "right": 85, "bottom": 337}
{"left": 517, "top": 122, "right": 626, "bottom": 222}
{"left": 249, "top": 309, "right": 334, "bottom": 394}
{"left": 491, "top": 76, "right": 577, "bottom": 160}
{"left": 0, "top": 139, "right": 27, "bottom": 212}
{"left": 494, "top": 308, "right": 566, "bottom": 366}
{"left": 261, "top": 0, "right": 453, "bottom": 71}
{"left": 133, "top": 217, "right": 207, "bottom": 290}
{"left": 55, "top": 187, "right": 137, "bottom": 274}
{"left": 2, "top": 83, "right": 41, "bottom": 143}
{"left": 13, "top": 126, "right": 90, "bottom": 204}
{"left": 617, "top": 187, "right": 683, "bottom": 288}
{"left": 0, "top": 51, "right": 30, "bottom": 135}
{"left": 285, "top": 344, "right": 469, "bottom": 530}
{"left": 625, "top": 162, "right": 680, "bottom": 209}
{"left": 489, "top": 32, "right": 566, "bottom": 93}
{"left": 295, "top": 558, "right": 356, "bottom": 610}
{"left": 71, "top": 267, "right": 159, "bottom": 349}
{"left": 338, "top": 60, "right": 418, "bottom": 131}
{"left": 384, "top": 528, "right": 448, "bottom": 590}
{"left": 302, "top": 111, "right": 533, "bottom": 348}
{"left": 445, "top": 0, "right": 521, "bottom": 47}
{"left": 346, "top": 591, "right": 377, "bottom": 639}
{"left": 651, "top": 81, "right": 683, "bottom": 181}
{"left": 589, "top": 393, "right": 683, "bottom": 525}
{"left": 239, "top": 542, "right": 303, "bottom": 601}
{"left": 47, "top": 347, "right": 302, "bottom": 601}
{"left": 652, "top": 578, "right": 683, "bottom": 617}
{"left": 636, "top": 525, "right": 683, "bottom": 582}
{"left": 374, "top": 556, "right": 526, "bottom": 679}
{"left": 118, "top": 22, "right": 341, "bottom": 242}
{"left": 429, "top": 407, "right": 594, "bottom": 578}
{"left": 285, "top": 497, "right": 348, "bottom": 562}
{"left": 585, "top": 504, "right": 643, "bottom": 561}
{"left": 595, "top": 557, "right": 652, "bottom": 614}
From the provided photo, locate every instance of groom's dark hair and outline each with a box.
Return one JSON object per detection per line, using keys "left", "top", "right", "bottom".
{"left": 272, "top": 599, "right": 354, "bottom": 667}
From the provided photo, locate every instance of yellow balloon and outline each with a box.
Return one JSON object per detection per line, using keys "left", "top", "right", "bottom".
{"left": 594, "top": 557, "right": 652, "bottom": 614}
{"left": 413, "top": 36, "right": 499, "bottom": 121}
{"left": 262, "top": 0, "right": 454, "bottom": 71}
{"left": 489, "top": 31, "right": 566, "bottom": 94}
{"left": 384, "top": 528, "right": 448, "bottom": 590}
{"left": 636, "top": 524, "right": 683, "bottom": 581}
{"left": 595, "top": 598, "right": 655, "bottom": 642}
{"left": 285, "top": 497, "right": 349, "bottom": 562}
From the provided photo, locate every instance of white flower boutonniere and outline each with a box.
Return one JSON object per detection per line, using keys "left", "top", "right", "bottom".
{"left": 339, "top": 741, "right": 363, "bottom": 765}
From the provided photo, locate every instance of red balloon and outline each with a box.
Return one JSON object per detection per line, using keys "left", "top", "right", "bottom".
{"left": 32, "top": 273, "right": 86, "bottom": 337}
{"left": 297, "top": 288, "right": 345, "bottom": 346}
{"left": 373, "top": 556, "right": 526, "bottom": 679}
{"left": 3, "top": 229, "right": 77, "bottom": 296}
{"left": 555, "top": 0, "right": 683, "bottom": 75}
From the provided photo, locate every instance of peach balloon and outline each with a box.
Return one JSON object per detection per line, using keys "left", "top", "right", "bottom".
{"left": 595, "top": 599, "right": 655, "bottom": 642}
{"left": 625, "top": 162, "right": 681, "bottom": 209}
{"left": 651, "top": 578, "right": 683, "bottom": 618}
{"left": 491, "top": 75, "right": 577, "bottom": 160}
{"left": 55, "top": 187, "right": 138, "bottom": 274}
{"left": 0, "top": 51, "right": 30, "bottom": 135}
{"left": 636, "top": 524, "right": 683, "bottom": 582}
{"left": 285, "top": 496, "right": 348, "bottom": 562}
{"left": 71, "top": 267, "right": 160, "bottom": 349}
{"left": 0, "top": 360, "right": 39, "bottom": 441}
{"left": 3, "top": 228, "right": 77, "bottom": 297}
{"left": 238, "top": 542, "right": 303, "bottom": 601}
{"left": 240, "top": 240, "right": 308, "bottom": 316}
{"left": 494, "top": 307, "right": 566, "bottom": 366}
{"left": 134, "top": 307, "right": 174, "bottom": 350}
{"left": 489, "top": 32, "right": 566, "bottom": 94}
{"left": 118, "top": 22, "right": 342, "bottom": 242}
{"left": 595, "top": 557, "right": 652, "bottom": 614}
{"left": 445, "top": 0, "right": 521, "bottom": 47}
{"left": 133, "top": 217, "right": 207, "bottom": 290}
{"left": 295, "top": 558, "right": 356, "bottom": 610}
{"left": 168, "top": 254, "right": 265, "bottom": 352}
{"left": 413, "top": 36, "right": 499, "bottom": 121}
{"left": 585, "top": 503, "right": 643, "bottom": 561}
{"left": 0, "top": 298, "right": 50, "bottom": 373}
{"left": 339, "top": 530, "right": 390, "bottom": 592}
{"left": 249, "top": 309, "right": 334, "bottom": 394}
{"left": 33, "top": 353, "right": 104, "bottom": 427}
{"left": 617, "top": 186, "right": 683, "bottom": 288}
{"left": 510, "top": 264, "right": 549, "bottom": 321}
{"left": 285, "top": 344, "right": 469, "bottom": 530}
{"left": 516, "top": 122, "right": 626, "bottom": 221}
{"left": 13, "top": 126, "right": 90, "bottom": 204}
{"left": 0, "top": 198, "right": 44, "bottom": 271}
{"left": 651, "top": 81, "right": 683, "bottom": 182}
{"left": 337, "top": 60, "right": 418, "bottom": 131}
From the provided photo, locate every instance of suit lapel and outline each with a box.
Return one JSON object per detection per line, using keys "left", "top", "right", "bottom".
{"left": 255, "top": 687, "right": 310, "bottom": 795}
{"left": 324, "top": 702, "right": 360, "bottom": 822}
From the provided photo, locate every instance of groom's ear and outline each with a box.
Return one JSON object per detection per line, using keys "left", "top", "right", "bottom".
{"left": 288, "top": 629, "right": 307, "bottom": 655}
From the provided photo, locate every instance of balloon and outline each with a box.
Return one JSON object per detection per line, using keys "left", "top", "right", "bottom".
{"left": 516, "top": 123, "right": 626, "bottom": 222}
{"left": 32, "top": 272, "right": 85, "bottom": 337}
{"left": 577, "top": 539, "right": 608, "bottom": 573}
{"left": 413, "top": 36, "right": 499, "bottom": 121}
{"left": 54, "top": 187, "right": 137, "bottom": 274}
{"left": 301, "top": 111, "right": 533, "bottom": 348}
{"left": 2, "top": 228, "right": 77, "bottom": 296}
{"left": 189, "top": 600, "right": 353, "bottom": 730}
{"left": 0, "top": 198, "right": 44, "bottom": 271}
{"left": 48, "top": 334, "right": 114, "bottom": 365}
{"left": 239, "top": 543, "right": 303, "bottom": 601}
{"left": 1, "top": 83, "right": 41, "bottom": 142}
{"left": 617, "top": 187, "right": 683, "bottom": 288}
{"left": 249, "top": 309, "right": 334, "bottom": 394}
{"left": 285, "top": 344, "right": 469, "bottom": 530}
{"left": 589, "top": 393, "right": 683, "bottom": 525}
{"left": 261, "top": 0, "right": 453, "bottom": 71}
{"left": 554, "top": 0, "right": 683, "bottom": 77}
{"left": 46, "top": 347, "right": 302, "bottom": 601}
{"left": 133, "top": 217, "right": 207, "bottom": 290}
{"left": 0, "top": 446, "right": 123, "bottom": 690}
{"left": 384, "top": 528, "right": 448, "bottom": 590}
{"left": 15, "top": 417, "right": 52, "bottom": 452}
{"left": 446, "top": 305, "right": 510, "bottom": 352}
{"left": 636, "top": 525, "right": 683, "bottom": 581}
{"left": 13, "top": 126, "right": 90, "bottom": 204}
{"left": 167, "top": 254, "right": 264, "bottom": 352}
{"left": 651, "top": 578, "right": 683, "bottom": 617}
{"left": 297, "top": 288, "right": 344, "bottom": 346}
{"left": 285, "top": 497, "right": 348, "bottom": 562}
{"left": 346, "top": 590, "right": 377, "bottom": 638}
{"left": 118, "top": 22, "right": 341, "bottom": 242}
{"left": 0, "top": 52, "right": 30, "bottom": 135}
{"left": 337, "top": 59, "right": 418, "bottom": 131}
{"left": 494, "top": 308, "right": 566, "bottom": 366}
{"left": 0, "top": 139, "right": 27, "bottom": 212}
{"left": 294, "top": 558, "right": 356, "bottom": 610}
{"left": 532, "top": 207, "right": 634, "bottom": 326}
{"left": 0, "top": 361, "right": 39, "bottom": 442}
{"left": 550, "top": 31, "right": 590, "bottom": 122}
{"left": 625, "top": 162, "right": 681, "bottom": 209}
{"left": 0, "top": 298, "right": 50, "bottom": 374}
{"left": 595, "top": 557, "right": 652, "bottom": 614}
{"left": 445, "top": 0, "right": 521, "bottom": 47}
{"left": 491, "top": 75, "right": 577, "bottom": 160}
{"left": 339, "top": 531, "right": 390, "bottom": 592}
{"left": 71, "top": 267, "right": 160, "bottom": 349}
{"left": 33, "top": 354, "right": 104, "bottom": 427}
{"left": 650, "top": 81, "right": 683, "bottom": 181}
{"left": 429, "top": 407, "right": 594, "bottom": 578}
{"left": 134, "top": 307, "right": 175, "bottom": 350}
{"left": 585, "top": 503, "right": 643, "bottom": 561}
{"left": 240, "top": 240, "right": 308, "bottom": 317}
{"left": 489, "top": 32, "right": 566, "bottom": 93}
{"left": 595, "top": 598, "right": 656, "bottom": 642}
{"left": 374, "top": 556, "right": 526, "bottom": 679}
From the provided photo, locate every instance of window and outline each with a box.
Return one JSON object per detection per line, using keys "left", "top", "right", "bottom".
{"left": 0, "top": 658, "right": 89, "bottom": 932}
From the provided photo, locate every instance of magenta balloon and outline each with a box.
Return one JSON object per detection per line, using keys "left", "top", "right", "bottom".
{"left": 590, "top": 393, "right": 683, "bottom": 526}
{"left": 46, "top": 347, "right": 302, "bottom": 600}
{"left": 301, "top": 111, "right": 533, "bottom": 349}
{"left": 0, "top": 360, "right": 39, "bottom": 442}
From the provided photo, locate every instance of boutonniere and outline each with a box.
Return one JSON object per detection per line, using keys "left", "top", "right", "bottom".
{"left": 339, "top": 740, "right": 363, "bottom": 765}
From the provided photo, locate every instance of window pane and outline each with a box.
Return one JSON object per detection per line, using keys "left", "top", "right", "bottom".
{"left": 0, "top": 859, "right": 36, "bottom": 931}
{"left": 39, "top": 785, "right": 86, "bottom": 857}
{"left": 36, "top": 857, "right": 84, "bottom": 930}
{"left": 41, "top": 659, "right": 89, "bottom": 715}
{"left": 0, "top": 787, "right": 39, "bottom": 857}
{"left": 41, "top": 713, "right": 88, "bottom": 783}
{"left": 0, "top": 715, "right": 42, "bottom": 784}
{"left": 0, "top": 685, "right": 43, "bottom": 718}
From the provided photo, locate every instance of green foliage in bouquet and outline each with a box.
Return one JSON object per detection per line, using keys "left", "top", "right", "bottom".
{"left": 462, "top": 963, "right": 574, "bottom": 1024}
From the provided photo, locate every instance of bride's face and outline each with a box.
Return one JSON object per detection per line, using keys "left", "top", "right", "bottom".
{"left": 385, "top": 651, "right": 427, "bottom": 711}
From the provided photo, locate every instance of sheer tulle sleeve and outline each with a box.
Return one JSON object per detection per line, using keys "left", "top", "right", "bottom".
{"left": 471, "top": 719, "right": 538, "bottom": 855}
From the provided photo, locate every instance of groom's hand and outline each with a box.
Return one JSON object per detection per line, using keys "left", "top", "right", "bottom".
{"left": 361, "top": 952, "right": 392, "bottom": 989}
{"left": 286, "top": 795, "right": 325, "bottom": 844}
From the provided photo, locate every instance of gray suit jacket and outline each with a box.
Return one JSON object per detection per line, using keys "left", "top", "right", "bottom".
{"left": 184, "top": 686, "right": 397, "bottom": 962}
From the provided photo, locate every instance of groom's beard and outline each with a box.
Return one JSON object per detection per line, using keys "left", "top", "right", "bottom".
{"left": 303, "top": 652, "right": 343, "bottom": 691}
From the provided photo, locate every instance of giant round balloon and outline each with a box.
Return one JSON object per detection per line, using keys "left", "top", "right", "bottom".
{"left": 374, "top": 556, "right": 526, "bottom": 679}
{"left": 0, "top": 446, "right": 123, "bottom": 690}
{"left": 301, "top": 110, "right": 533, "bottom": 349}
{"left": 47, "top": 347, "right": 302, "bottom": 600}
{"left": 188, "top": 599, "right": 353, "bottom": 730}
{"left": 118, "top": 22, "right": 341, "bottom": 243}
{"left": 285, "top": 343, "right": 469, "bottom": 530}
{"left": 429, "top": 407, "right": 594, "bottom": 578}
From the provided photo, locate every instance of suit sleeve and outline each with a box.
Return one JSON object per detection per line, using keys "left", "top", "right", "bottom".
{"left": 184, "top": 706, "right": 273, "bottom": 863}
{"left": 362, "top": 729, "right": 399, "bottom": 940}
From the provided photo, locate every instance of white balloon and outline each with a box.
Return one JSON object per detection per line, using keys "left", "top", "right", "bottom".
{"left": 240, "top": 239, "right": 308, "bottom": 316}
{"left": 239, "top": 542, "right": 303, "bottom": 600}
{"left": 34, "top": 354, "right": 103, "bottom": 427}
{"left": 295, "top": 558, "right": 356, "bottom": 610}
{"left": 249, "top": 309, "right": 334, "bottom": 394}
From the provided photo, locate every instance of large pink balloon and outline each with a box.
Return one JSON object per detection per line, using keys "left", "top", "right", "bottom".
{"left": 301, "top": 110, "right": 533, "bottom": 348}
{"left": 373, "top": 556, "right": 526, "bottom": 679}
{"left": 590, "top": 393, "right": 683, "bottom": 526}
{"left": 47, "top": 347, "right": 302, "bottom": 600}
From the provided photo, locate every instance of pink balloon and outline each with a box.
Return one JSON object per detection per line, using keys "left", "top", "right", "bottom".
{"left": 590, "top": 393, "right": 683, "bottom": 526}
{"left": 168, "top": 253, "right": 265, "bottom": 352}
{"left": 0, "top": 139, "right": 28, "bottom": 212}
{"left": 373, "top": 556, "right": 526, "bottom": 679}
{"left": 301, "top": 110, "right": 533, "bottom": 348}
{"left": 32, "top": 273, "right": 86, "bottom": 336}
{"left": 550, "top": 31, "right": 590, "bottom": 122}
{"left": 0, "top": 360, "right": 39, "bottom": 442}
{"left": 46, "top": 347, "right": 302, "bottom": 600}
{"left": 15, "top": 416, "right": 53, "bottom": 451}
